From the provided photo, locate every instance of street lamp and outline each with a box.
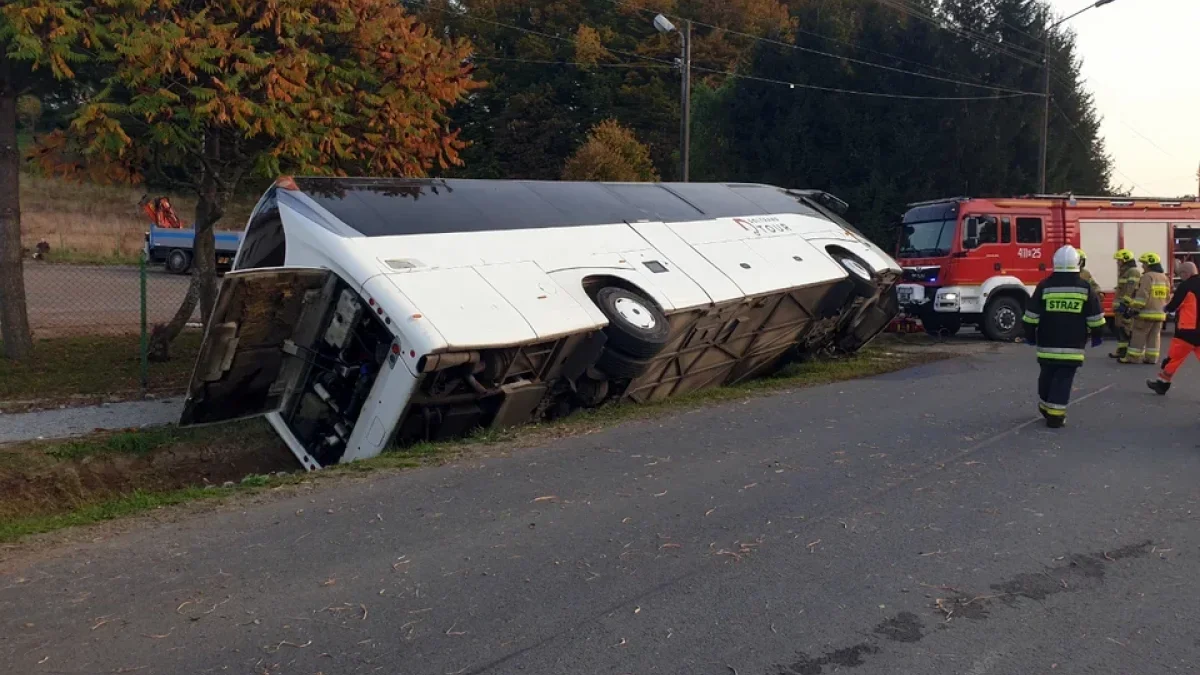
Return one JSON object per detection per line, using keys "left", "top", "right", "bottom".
{"left": 1038, "top": 0, "right": 1118, "bottom": 193}
{"left": 654, "top": 14, "right": 692, "bottom": 182}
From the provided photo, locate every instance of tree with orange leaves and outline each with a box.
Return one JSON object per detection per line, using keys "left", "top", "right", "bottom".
{"left": 46, "top": 0, "right": 481, "bottom": 359}
{"left": 0, "top": 0, "right": 116, "bottom": 360}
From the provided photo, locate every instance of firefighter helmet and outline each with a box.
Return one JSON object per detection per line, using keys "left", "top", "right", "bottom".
{"left": 1114, "top": 249, "right": 1135, "bottom": 263}
{"left": 1139, "top": 252, "right": 1162, "bottom": 266}
{"left": 1053, "top": 245, "right": 1081, "bottom": 272}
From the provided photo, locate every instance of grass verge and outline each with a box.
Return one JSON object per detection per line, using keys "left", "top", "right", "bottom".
{"left": 0, "top": 332, "right": 202, "bottom": 409}
{"left": 0, "top": 345, "right": 954, "bottom": 545}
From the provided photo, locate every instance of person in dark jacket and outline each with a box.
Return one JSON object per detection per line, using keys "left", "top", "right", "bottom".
{"left": 1148, "top": 262, "right": 1200, "bottom": 394}
{"left": 1022, "top": 246, "right": 1107, "bottom": 428}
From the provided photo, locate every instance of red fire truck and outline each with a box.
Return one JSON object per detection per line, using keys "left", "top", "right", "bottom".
{"left": 895, "top": 194, "right": 1200, "bottom": 341}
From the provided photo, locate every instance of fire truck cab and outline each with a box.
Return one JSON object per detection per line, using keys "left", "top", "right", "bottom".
{"left": 896, "top": 195, "right": 1200, "bottom": 341}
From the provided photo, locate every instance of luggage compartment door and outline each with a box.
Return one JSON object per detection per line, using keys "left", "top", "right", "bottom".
{"left": 180, "top": 268, "right": 335, "bottom": 426}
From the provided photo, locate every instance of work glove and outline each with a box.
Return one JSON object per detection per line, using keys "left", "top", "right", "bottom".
{"left": 1091, "top": 334, "right": 1104, "bottom": 348}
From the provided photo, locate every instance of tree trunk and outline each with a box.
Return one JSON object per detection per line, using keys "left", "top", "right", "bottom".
{"left": 147, "top": 129, "right": 231, "bottom": 361}
{"left": 0, "top": 54, "right": 34, "bottom": 361}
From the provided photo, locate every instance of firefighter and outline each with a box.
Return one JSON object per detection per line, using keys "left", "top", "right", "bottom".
{"left": 1148, "top": 261, "right": 1200, "bottom": 394}
{"left": 1077, "top": 249, "right": 1102, "bottom": 298}
{"left": 1022, "top": 246, "right": 1106, "bottom": 428}
{"left": 1110, "top": 249, "right": 1141, "bottom": 359}
{"left": 1122, "top": 252, "right": 1172, "bottom": 364}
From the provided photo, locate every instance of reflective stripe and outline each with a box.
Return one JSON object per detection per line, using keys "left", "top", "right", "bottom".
{"left": 1038, "top": 401, "right": 1067, "bottom": 416}
{"left": 1023, "top": 311, "right": 1040, "bottom": 324}
{"left": 1044, "top": 292, "right": 1089, "bottom": 301}
{"left": 1044, "top": 287, "right": 1089, "bottom": 296}
{"left": 1130, "top": 300, "right": 1147, "bottom": 308}
{"left": 1088, "top": 319, "right": 1107, "bottom": 329}
{"left": 1038, "top": 347, "right": 1085, "bottom": 355}
{"left": 1038, "top": 351, "right": 1085, "bottom": 362}
{"left": 1116, "top": 342, "right": 1129, "bottom": 348}
{"left": 1126, "top": 349, "right": 1145, "bottom": 357}
{"left": 1039, "top": 400, "right": 1067, "bottom": 411}
{"left": 1138, "top": 312, "right": 1167, "bottom": 321}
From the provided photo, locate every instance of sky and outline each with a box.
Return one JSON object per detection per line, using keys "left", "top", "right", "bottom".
{"left": 1048, "top": 0, "right": 1200, "bottom": 197}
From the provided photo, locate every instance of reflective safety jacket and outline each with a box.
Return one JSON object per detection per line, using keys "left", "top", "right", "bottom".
{"left": 1079, "top": 269, "right": 1102, "bottom": 298}
{"left": 1165, "top": 274, "right": 1200, "bottom": 346}
{"left": 1130, "top": 269, "right": 1172, "bottom": 321}
{"left": 1115, "top": 263, "right": 1142, "bottom": 308}
{"left": 1022, "top": 272, "right": 1106, "bottom": 364}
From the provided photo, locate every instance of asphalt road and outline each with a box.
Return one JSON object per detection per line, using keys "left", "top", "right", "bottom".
{"left": 2, "top": 344, "right": 1199, "bottom": 674}
{"left": 23, "top": 263, "right": 196, "bottom": 336}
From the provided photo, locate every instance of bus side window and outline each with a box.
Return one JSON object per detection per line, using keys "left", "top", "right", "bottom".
{"left": 1001, "top": 217, "right": 1012, "bottom": 243}
{"left": 1017, "top": 217, "right": 1043, "bottom": 244}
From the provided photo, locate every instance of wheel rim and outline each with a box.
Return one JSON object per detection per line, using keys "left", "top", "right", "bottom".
{"left": 613, "top": 297, "right": 656, "bottom": 330}
{"left": 995, "top": 307, "right": 1018, "bottom": 333}
{"left": 841, "top": 258, "right": 871, "bottom": 281}
{"left": 170, "top": 252, "right": 185, "bottom": 269}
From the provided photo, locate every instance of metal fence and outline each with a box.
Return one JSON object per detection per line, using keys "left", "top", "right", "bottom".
{"left": 23, "top": 256, "right": 201, "bottom": 394}
{"left": 24, "top": 258, "right": 198, "bottom": 338}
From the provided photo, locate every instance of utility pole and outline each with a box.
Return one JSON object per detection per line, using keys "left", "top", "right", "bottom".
{"left": 1038, "top": 0, "right": 1118, "bottom": 194}
{"left": 680, "top": 19, "right": 692, "bottom": 182}
{"left": 1038, "top": 38, "right": 1051, "bottom": 194}
{"left": 653, "top": 14, "right": 692, "bottom": 182}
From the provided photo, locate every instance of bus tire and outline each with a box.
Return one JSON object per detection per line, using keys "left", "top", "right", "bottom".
{"left": 829, "top": 249, "right": 877, "bottom": 298}
{"left": 166, "top": 249, "right": 192, "bottom": 274}
{"left": 982, "top": 296, "right": 1024, "bottom": 342}
{"left": 595, "top": 287, "right": 671, "bottom": 359}
{"left": 596, "top": 348, "right": 650, "bottom": 380}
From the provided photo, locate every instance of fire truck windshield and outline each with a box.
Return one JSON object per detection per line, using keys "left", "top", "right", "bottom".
{"left": 898, "top": 219, "right": 956, "bottom": 259}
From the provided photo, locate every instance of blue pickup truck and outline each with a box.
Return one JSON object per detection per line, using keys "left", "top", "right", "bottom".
{"left": 144, "top": 226, "right": 245, "bottom": 275}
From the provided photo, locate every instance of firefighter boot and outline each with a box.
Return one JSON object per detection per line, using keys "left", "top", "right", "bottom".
{"left": 1147, "top": 379, "right": 1171, "bottom": 395}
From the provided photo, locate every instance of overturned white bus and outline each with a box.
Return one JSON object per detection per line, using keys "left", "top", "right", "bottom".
{"left": 179, "top": 178, "right": 903, "bottom": 470}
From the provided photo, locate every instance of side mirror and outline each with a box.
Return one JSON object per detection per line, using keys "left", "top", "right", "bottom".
{"left": 817, "top": 192, "right": 850, "bottom": 216}
{"left": 963, "top": 217, "right": 980, "bottom": 250}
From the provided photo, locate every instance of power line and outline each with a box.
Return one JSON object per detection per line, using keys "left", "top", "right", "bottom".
{"left": 608, "top": 0, "right": 1038, "bottom": 95}
{"left": 414, "top": 1, "right": 1040, "bottom": 101}
{"left": 477, "top": 56, "right": 673, "bottom": 69}
{"left": 870, "top": 0, "right": 1049, "bottom": 70}
{"left": 880, "top": 0, "right": 1047, "bottom": 59}
{"left": 1052, "top": 99, "right": 1147, "bottom": 194}
{"left": 689, "top": 63, "right": 1034, "bottom": 101}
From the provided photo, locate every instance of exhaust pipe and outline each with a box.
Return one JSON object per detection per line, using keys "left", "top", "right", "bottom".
{"left": 417, "top": 351, "right": 481, "bottom": 374}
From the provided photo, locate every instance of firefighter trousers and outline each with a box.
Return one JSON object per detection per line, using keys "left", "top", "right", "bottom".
{"left": 1111, "top": 316, "right": 1132, "bottom": 357}
{"left": 1156, "top": 338, "right": 1200, "bottom": 382}
{"left": 1126, "top": 318, "right": 1163, "bottom": 364}
{"left": 1037, "top": 362, "right": 1078, "bottom": 422}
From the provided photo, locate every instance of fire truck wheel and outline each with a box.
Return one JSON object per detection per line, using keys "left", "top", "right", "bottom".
{"left": 166, "top": 249, "right": 192, "bottom": 274}
{"left": 982, "top": 296, "right": 1024, "bottom": 342}
{"left": 923, "top": 315, "right": 961, "bottom": 337}
{"left": 829, "top": 250, "right": 877, "bottom": 298}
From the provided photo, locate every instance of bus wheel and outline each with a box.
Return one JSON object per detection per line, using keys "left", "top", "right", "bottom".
{"left": 166, "top": 249, "right": 192, "bottom": 274}
{"left": 829, "top": 250, "right": 877, "bottom": 298}
{"left": 982, "top": 296, "right": 1024, "bottom": 342}
{"left": 595, "top": 287, "right": 671, "bottom": 359}
{"left": 596, "top": 348, "right": 650, "bottom": 380}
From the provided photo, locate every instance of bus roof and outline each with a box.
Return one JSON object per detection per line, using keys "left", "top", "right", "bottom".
{"left": 284, "top": 178, "right": 835, "bottom": 237}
